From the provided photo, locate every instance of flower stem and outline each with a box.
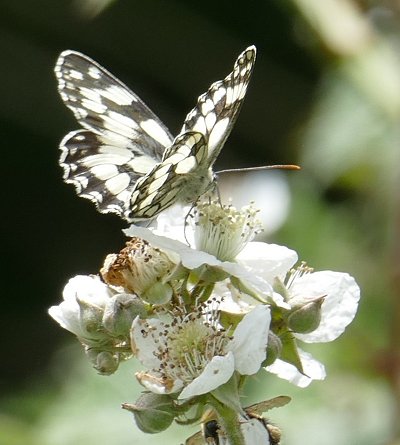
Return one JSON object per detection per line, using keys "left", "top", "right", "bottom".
{"left": 212, "top": 399, "right": 245, "bottom": 445}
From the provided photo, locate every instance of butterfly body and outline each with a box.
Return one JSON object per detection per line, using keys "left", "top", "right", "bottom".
{"left": 55, "top": 46, "right": 256, "bottom": 221}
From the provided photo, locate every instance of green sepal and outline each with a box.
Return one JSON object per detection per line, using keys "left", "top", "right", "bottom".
{"left": 272, "top": 276, "right": 290, "bottom": 302}
{"left": 190, "top": 264, "right": 230, "bottom": 284}
{"left": 279, "top": 330, "right": 304, "bottom": 374}
{"left": 219, "top": 310, "right": 244, "bottom": 331}
{"left": 229, "top": 276, "right": 268, "bottom": 304}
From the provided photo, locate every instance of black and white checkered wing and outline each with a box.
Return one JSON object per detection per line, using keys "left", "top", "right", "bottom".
{"left": 56, "top": 47, "right": 256, "bottom": 222}
{"left": 180, "top": 46, "right": 256, "bottom": 166}
{"left": 55, "top": 50, "right": 173, "bottom": 218}
{"left": 125, "top": 46, "right": 257, "bottom": 220}
{"left": 127, "top": 131, "right": 208, "bottom": 220}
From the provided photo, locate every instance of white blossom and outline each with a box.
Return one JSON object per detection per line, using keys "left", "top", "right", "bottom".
{"left": 48, "top": 275, "right": 113, "bottom": 341}
{"left": 288, "top": 270, "right": 360, "bottom": 343}
{"left": 125, "top": 212, "right": 297, "bottom": 303}
{"left": 131, "top": 305, "right": 271, "bottom": 400}
{"left": 266, "top": 264, "right": 360, "bottom": 386}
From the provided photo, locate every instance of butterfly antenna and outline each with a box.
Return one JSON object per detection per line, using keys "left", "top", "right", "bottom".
{"left": 216, "top": 164, "right": 301, "bottom": 175}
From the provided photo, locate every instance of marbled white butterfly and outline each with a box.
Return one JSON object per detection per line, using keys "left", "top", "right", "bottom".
{"left": 55, "top": 46, "right": 256, "bottom": 221}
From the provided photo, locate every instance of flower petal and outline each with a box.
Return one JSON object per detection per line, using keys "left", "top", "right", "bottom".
{"left": 236, "top": 242, "right": 298, "bottom": 282}
{"left": 48, "top": 302, "right": 81, "bottom": 335}
{"left": 130, "top": 317, "right": 164, "bottom": 368}
{"left": 124, "top": 225, "right": 219, "bottom": 269}
{"left": 153, "top": 204, "right": 193, "bottom": 244}
{"left": 292, "top": 271, "right": 360, "bottom": 343}
{"left": 65, "top": 275, "right": 113, "bottom": 306}
{"left": 270, "top": 291, "right": 291, "bottom": 310}
{"left": 220, "top": 262, "right": 273, "bottom": 297}
{"left": 48, "top": 275, "right": 112, "bottom": 336}
{"left": 228, "top": 305, "right": 271, "bottom": 375}
{"left": 265, "top": 349, "right": 326, "bottom": 387}
{"left": 136, "top": 371, "right": 184, "bottom": 395}
{"left": 178, "top": 352, "right": 235, "bottom": 399}
{"left": 241, "top": 416, "right": 272, "bottom": 444}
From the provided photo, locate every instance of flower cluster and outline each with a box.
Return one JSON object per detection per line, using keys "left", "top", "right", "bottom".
{"left": 49, "top": 200, "right": 360, "bottom": 443}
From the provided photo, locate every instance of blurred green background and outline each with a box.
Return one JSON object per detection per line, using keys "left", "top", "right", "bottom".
{"left": 1, "top": 0, "right": 400, "bottom": 444}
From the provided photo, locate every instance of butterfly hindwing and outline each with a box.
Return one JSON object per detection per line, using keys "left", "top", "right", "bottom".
{"left": 60, "top": 129, "right": 159, "bottom": 216}
{"left": 128, "top": 131, "right": 209, "bottom": 220}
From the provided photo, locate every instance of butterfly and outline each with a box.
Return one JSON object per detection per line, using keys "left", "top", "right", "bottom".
{"left": 185, "top": 395, "right": 291, "bottom": 445}
{"left": 55, "top": 46, "right": 256, "bottom": 222}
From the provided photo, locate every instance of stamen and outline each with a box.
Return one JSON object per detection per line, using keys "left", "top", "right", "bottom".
{"left": 191, "top": 199, "right": 263, "bottom": 261}
{"left": 140, "top": 300, "right": 230, "bottom": 385}
{"left": 285, "top": 261, "right": 314, "bottom": 288}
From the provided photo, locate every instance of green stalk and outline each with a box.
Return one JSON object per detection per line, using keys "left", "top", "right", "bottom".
{"left": 211, "top": 398, "right": 245, "bottom": 445}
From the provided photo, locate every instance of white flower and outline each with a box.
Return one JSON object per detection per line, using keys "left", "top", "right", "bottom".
{"left": 131, "top": 304, "right": 271, "bottom": 400}
{"left": 287, "top": 270, "right": 360, "bottom": 343}
{"left": 48, "top": 275, "right": 113, "bottom": 342}
{"left": 266, "top": 265, "right": 360, "bottom": 387}
{"left": 125, "top": 212, "right": 298, "bottom": 303}
{"left": 125, "top": 203, "right": 360, "bottom": 388}
{"left": 147, "top": 200, "right": 297, "bottom": 270}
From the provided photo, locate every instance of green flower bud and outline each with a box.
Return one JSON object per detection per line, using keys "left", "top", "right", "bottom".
{"left": 102, "top": 293, "right": 147, "bottom": 336}
{"left": 122, "top": 393, "right": 177, "bottom": 433}
{"left": 287, "top": 296, "right": 325, "bottom": 334}
{"left": 85, "top": 349, "right": 119, "bottom": 375}
{"left": 77, "top": 297, "right": 104, "bottom": 334}
{"left": 262, "top": 331, "right": 283, "bottom": 366}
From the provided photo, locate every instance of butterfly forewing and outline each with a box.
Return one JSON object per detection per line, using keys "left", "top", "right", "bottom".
{"left": 180, "top": 46, "right": 256, "bottom": 166}
{"left": 56, "top": 50, "right": 173, "bottom": 155}
{"left": 55, "top": 46, "right": 256, "bottom": 221}
{"left": 56, "top": 50, "right": 174, "bottom": 218}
